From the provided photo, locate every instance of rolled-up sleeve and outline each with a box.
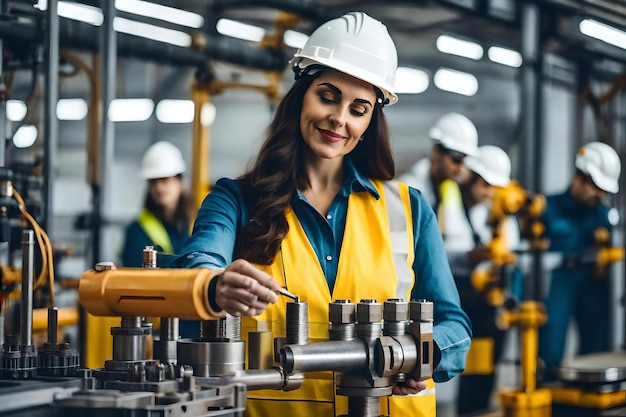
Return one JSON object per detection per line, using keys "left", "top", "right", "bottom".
{"left": 409, "top": 188, "right": 472, "bottom": 382}
{"left": 171, "top": 178, "right": 247, "bottom": 269}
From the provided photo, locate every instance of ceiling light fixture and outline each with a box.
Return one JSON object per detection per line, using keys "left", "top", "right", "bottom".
{"left": 115, "top": 0, "right": 204, "bottom": 29}
{"left": 580, "top": 18, "right": 626, "bottom": 50}
{"left": 436, "top": 34, "right": 483, "bottom": 60}
{"left": 108, "top": 98, "right": 154, "bottom": 122}
{"left": 487, "top": 46, "right": 523, "bottom": 67}
{"left": 36, "top": 1, "right": 104, "bottom": 26}
{"left": 13, "top": 125, "right": 38, "bottom": 148}
{"left": 395, "top": 67, "right": 429, "bottom": 94}
{"left": 283, "top": 29, "right": 308, "bottom": 49}
{"left": 113, "top": 17, "right": 191, "bottom": 47}
{"left": 7, "top": 100, "right": 27, "bottom": 122}
{"left": 156, "top": 99, "right": 195, "bottom": 124}
{"left": 216, "top": 18, "right": 265, "bottom": 42}
{"left": 434, "top": 68, "right": 479, "bottom": 96}
{"left": 57, "top": 98, "right": 88, "bottom": 121}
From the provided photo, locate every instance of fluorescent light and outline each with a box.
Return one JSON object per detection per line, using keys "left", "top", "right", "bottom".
{"left": 580, "top": 18, "right": 626, "bottom": 50}
{"left": 284, "top": 29, "right": 308, "bottom": 49}
{"left": 108, "top": 98, "right": 154, "bottom": 122}
{"left": 113, "top": 17, "right": 191, "bottom": 47}
{"left": 13, "top": 125, "right": 38, "bottom": 148}
{"left": 57, "top": 98, "right": 88, "bottom": 121}
{"left": 436, "top": 35, "right": 483, "bottom": 60}
{"left": 7, "top": 100, "right": 27, "bottom": 122}
{"left": 216, "top": 18, "right": 265, "bottom": 42}
{"left": 434, "top": 68, "right": 479, "bottom": 96}
{"left": 156, "top": 99, "right": 195, "bottom": 124}
{"left": 201, "top": 103, "right": 216, "bottom": 126}
{"left": 115, "top": 0, "right": 204, "bottom": 29}
{"left": 395, "top": 67, "right": 429, "bottom": 94}
{"left": 37, "top": 1, "right": 104, "bottom": 26}
{"left": 488, "top": 46, "right": 523, "bottom": 67}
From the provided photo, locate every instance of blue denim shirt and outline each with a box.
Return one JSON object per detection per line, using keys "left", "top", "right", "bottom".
{"left": 173, "top": 158, "right": 471, "bottom": 382}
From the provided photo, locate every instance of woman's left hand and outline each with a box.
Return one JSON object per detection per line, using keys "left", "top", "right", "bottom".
{"left": 392, "top": 378, "right": 427, "bottom": 396}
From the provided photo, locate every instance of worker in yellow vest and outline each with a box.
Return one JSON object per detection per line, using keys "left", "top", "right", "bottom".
{"left": 121, "top": 141, "right": 195, "bottom": 267}
{"left": 173, "top": 11, "right": 471, "bottom": 417}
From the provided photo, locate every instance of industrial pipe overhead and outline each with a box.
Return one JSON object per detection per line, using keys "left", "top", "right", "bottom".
{"left": 0, "top": 15, "right": 290, "bottom": 71}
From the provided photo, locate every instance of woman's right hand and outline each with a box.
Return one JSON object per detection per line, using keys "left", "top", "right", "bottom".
{"left": 215, "top": 259, "right": 280, "bottom": 316}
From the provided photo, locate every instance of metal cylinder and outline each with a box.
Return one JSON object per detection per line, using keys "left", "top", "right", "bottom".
{"left": 177, "top": 338, "right": 245, "bottom": 377}
{"left": 154, "top": 318, "right": 179, "bottom": 364}
{"left": 47, "top": 307, "right": 58, "bottom": 345}
{"left": 347, "top": 396, "right": 380, "bottom": 417}
{"left": 160, "top": 317, "right": 179, "bottom": 341}
{"left": 142, "top": 246, "right": 157, "bottom": 268}
{"left": 280, "top": 339, "right": 368, "bottom": 375}
{"left": 383, "top": 298, "right": 409, "bottom": 337}
{"left": 356, "top": 299, "right": 383, "bottom": 341}
{"left": 286, "top": 301, "right": 308, "bottom": 345}
{"left": 248, "top": 331, "right": 273, "bottom": 370}
{"left": 111, "top": 326, "right": 151, "bottom": 361}
{"left": 200, "top": 314, "right": 240, "bottom": 340}
{"left": 20, "top": 230, "right": 34, "bottom": 347}
{"left": 329, "top": 300, "right": 356, "bottom": 341}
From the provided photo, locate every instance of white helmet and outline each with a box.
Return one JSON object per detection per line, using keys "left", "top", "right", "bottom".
{"left": 575, "top": 141, "right": 621, "bottom": 193}
{"left": 429, "top": 112, "right": 479, "bottom": 157}
{"left": 141, "top": 141, "right": 186, "bottom": 180}
{"left": 464, "top": 145, "right": 511, "bottom": 187}
{"left": 289, "top": 11, "right": 398, "bottom": 106}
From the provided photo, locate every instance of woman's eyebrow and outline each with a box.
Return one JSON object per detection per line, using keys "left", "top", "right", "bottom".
{"left": 317, "top": 82, "right": 373, "bottom": 107}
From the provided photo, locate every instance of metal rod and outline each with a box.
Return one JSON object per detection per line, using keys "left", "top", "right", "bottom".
{"left": 280, "top": 339, "right": 368, "bottom": 375}
{"left": 47, "top": 307, "right": 58, "bottom": 345}
{"left": 20, "top": 230, "right": 34, "bottom": 347}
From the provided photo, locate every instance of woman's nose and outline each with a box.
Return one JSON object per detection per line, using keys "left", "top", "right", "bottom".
{"left": 328, "top": 108, "right": 346, "bottom": 127}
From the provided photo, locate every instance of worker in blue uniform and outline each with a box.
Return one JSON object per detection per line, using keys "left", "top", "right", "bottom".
{"left": 538, "top": 141, "right": 621, "bottom": 382}
{"left": 121, "top": 140, "right": 195, "bottom": 268}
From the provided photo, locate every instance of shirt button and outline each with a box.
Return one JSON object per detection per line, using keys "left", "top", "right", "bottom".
{"left": 326, "top": 255, "right": 333, "bottom": 261}
{"left": 326, "top": 214, "right": 332, "bottom": 220}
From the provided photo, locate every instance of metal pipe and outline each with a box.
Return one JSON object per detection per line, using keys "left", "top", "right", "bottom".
{"left": 0, "top": 0, "right": 6, "bottom": 168}
{"left": 47, "top": 307, "right": 58, "bottom": 345}
{"left": 198, "top": 368, "right": 292, "bottom": 391}
{"left": 42, "top": 0, "right": 59, "bottom": 231}
{"left": 280, "top": 339, "right": 368, "bottom": 375}
{"left": 20, "top": 230, "right": 34, "bottom": 347}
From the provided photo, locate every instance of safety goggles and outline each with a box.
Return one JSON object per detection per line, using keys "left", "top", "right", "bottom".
{"left": 441, "top": 147, "right": 466, "bottom": 165}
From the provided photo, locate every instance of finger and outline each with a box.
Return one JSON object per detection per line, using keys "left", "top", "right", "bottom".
{"left": 231, "top": 259, "right": 281, "bottom": 293}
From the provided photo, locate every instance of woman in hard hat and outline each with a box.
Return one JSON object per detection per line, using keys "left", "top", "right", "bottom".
{"left": 443, "top": 145, "right": 521, "bottom": 415}
{"left": 121, "top": 141, "right": 195, "bottom": 267}
{"left": 538, "top": 141, "right": 621, "bottom": 383}
{"left": 173, "top": 11, "right": 471, "bottom": 417}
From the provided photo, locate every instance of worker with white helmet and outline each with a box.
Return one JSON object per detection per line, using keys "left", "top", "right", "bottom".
{"left": 443, "top": 145, "right": 523, "bottom": 415}
{"left": 172, "top": 11, "right": 470, "bottom": 417}
{"left": 538, "top": 141, "right": 622, "bottom": 383}
{"left": 397, "top": 112, "right": 480, "bottom": 210}
{"left": 121, "top": 141, "right": 194, "bottom": 268}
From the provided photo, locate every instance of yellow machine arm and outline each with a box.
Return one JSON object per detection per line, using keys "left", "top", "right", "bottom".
{"left": 79, "top": 265, "right": 224, "bottom": 320}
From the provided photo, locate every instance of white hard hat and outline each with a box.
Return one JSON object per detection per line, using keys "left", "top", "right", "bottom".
{"left": 575, "top": 141, "right": 621, "bottom": 193}
{"left": 289, "top": 11, "right": 398, "bottom": 106}
{"left": 141, "top": 141, "right": 186, "bottom": 180}
{"left": 464, "top": 145, "right": 511, "bottom": 187}
{"left": 429, "top": 112, "right": 479, "bottom": 157}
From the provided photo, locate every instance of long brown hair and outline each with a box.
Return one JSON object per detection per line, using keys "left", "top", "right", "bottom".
{"left": 237, "top": 72, "right": 396, "bottom": 264}
{"left": 144, "top": 174, "right": 195, "bottom": 232}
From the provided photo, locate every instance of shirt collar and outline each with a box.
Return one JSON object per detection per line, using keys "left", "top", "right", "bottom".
{"left": 293, "top": 156, "right": 380, "bottom": 201}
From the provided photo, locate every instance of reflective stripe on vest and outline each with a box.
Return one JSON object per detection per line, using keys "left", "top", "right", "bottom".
{"left": 137, "top": 209, "right": 174, "bottom": 254}
{"left": 241, "top": 179, "right": 435, "bottom": 417}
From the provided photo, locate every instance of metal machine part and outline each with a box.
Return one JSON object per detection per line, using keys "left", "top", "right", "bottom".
{"left": 280, "top": 298, "right": 434, "bottom": 417}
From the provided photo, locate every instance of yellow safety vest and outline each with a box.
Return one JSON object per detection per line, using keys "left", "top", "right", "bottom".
{"left": 137, "top": 209, "right": 174, "bottom": 254}
{"left": 242, "top": 179, "right": 437, "bottom": 417}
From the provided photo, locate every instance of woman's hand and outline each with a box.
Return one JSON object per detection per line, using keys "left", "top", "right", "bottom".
{"left": 392, "top": 378, "right": 427, "bottom": 396}
{"left": 215, "top": 259, "right": 280, "bottom": 316}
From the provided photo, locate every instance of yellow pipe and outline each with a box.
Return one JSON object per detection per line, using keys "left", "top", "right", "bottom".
{"left": 78, "top": 267, "right": 223, "bottom": 320}
{"left": 190, "top": 80, "right": 212, "bottom": 210}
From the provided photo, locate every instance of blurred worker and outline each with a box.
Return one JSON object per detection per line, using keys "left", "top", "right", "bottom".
{"left": 444, "top": 145, "right": 519, "bottom": 415}
{"left": 397, "top": 112, "right": 479, "bottom": 211}
{"left": 121, "top": 141, "right": 194, "bottom": 267}
{"left": 173, "top": 12, "right": 471, "bottom": 417}
{"left": 538, "top": 141, "right": 621, "bottom": 382}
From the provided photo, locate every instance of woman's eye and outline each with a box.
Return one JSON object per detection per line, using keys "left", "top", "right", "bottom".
{"left": 351, "top": 108, "right": 366, "bottom": 117}
{"left": 319, "top": 93, "right": 336, "bottom": 104}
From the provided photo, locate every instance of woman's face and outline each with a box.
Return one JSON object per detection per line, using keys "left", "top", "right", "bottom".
{"left": 470, "top": 176, "right": 495, "bottom": 205}
{"left": 300, "top": 71, "right": 377, "bottom": 161}
{"left": 148, "top": 176, "right": 183, "bottom": 210}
